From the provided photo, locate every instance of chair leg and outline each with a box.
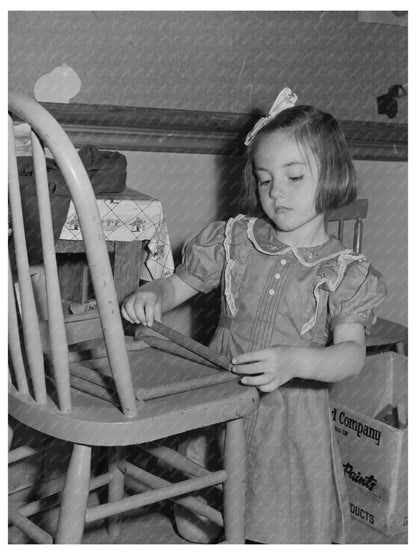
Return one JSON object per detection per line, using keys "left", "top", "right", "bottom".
{"left": 223, "top": 418, "right": 246, "bottom": 544}
{"left": 396, "top": 341, "right": 406, "bottom": 356}
{"left": 107, "top": 446, "right": 125, "bottom": 538}
{"left": 55, "top": 443, "right": 91, "bottom": 544}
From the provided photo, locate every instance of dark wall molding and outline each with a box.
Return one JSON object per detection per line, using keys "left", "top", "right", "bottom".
{"left": 39, "top": 102, "right": 408, "bottom": 162}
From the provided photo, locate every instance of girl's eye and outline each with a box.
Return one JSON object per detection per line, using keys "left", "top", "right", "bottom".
{"left": 289, "top": 175, "right": 304, "bottom": 182}
{"left": 258, "top": 179, "right": 271, "bottom": 187}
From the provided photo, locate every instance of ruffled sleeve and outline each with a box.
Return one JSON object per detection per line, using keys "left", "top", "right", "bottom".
{"left": 176, "top": 221, "right": 226, "bottom": 293}
{"left": 328, "top": 260, "right": 387, "bottom": 333}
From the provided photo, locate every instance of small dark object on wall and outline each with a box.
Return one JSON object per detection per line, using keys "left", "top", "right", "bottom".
{"left": 377, "top": 84, "right": 407, "bottom": 119}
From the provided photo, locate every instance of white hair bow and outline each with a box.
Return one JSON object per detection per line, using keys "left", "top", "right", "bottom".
{"left": 244, "top": 87, "right": 298, "bottom": 146}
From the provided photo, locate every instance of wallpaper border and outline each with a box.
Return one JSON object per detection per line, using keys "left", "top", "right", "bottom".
{"left": 39, "top": 102, "right": 408, "bottom": 162}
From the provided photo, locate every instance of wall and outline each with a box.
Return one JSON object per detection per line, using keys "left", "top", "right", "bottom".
{"left": 9, "top": 11, "right": 407, "bottom": 122}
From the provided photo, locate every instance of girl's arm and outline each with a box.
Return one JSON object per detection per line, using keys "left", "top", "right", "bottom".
{"left": 121, "top": 274, "right": 199, "bottom": 327}
{"left": 231, "top": 323, "right": 366, "bottom": 392}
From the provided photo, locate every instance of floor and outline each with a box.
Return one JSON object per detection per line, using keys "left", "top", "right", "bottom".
{"left": 8, "top": 496, "right": 408, "bottom": 545}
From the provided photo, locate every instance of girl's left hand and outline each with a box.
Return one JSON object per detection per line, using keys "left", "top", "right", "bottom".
{"left": 231, "top": 346, "right": 294, "bottom": 392}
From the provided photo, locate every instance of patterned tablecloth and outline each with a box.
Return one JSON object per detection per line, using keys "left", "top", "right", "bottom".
{"left": 59, "top": 189, "right": 174, "bottom": 281}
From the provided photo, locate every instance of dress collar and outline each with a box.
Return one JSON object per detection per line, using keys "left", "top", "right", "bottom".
{"left": 246, "top": 217, "right": 348, "bottom": 265}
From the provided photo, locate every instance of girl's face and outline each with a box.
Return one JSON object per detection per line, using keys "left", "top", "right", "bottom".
{"left": 253, "top": 131, "right": 326, "bottom": 245}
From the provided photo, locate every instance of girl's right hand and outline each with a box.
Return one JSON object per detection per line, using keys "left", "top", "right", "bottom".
{"left": 121, "top": 274, "right": 199, "bottom": 328}
{"left": 121, "top": 286, "right": 162, "bottom": 327}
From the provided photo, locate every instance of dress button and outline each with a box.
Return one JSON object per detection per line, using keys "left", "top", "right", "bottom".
{"left": 268, "top": 289, "right": 275, "bottom": 296}
{"left": 274, "top": 273, "right": 281, "bottom": 280}
{"left": 308, "top": 252, "right": 313, "bottom": 259}
{"left": 281, "top": 259, "right": 287, "bottom": 265}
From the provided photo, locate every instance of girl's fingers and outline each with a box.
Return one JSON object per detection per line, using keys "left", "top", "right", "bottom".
{"left": 232, "top": 362, "right": 265, "bottom": 375}
{"left": 131, "top": 302, "right": 147, "bottom": 325}
{"left": 121, "top": 296, "right": 147, "bottom": 325}
{"left": 240, "top": 373, "right": 270, "bottom": 386}
{"left": 143, "top": 305, "right": 152, "bottom": 327}
{"left": 240, "top": 374, "right": 282, "bottom": 391}
{"left": 232, "top": 350, "right": 268, "bottom": 365}
{"left": 143, "top": 299, "right": 163, "bottom": 327}
{"left": 121, "top": 299, "right": 138, "bottom": 324}
{"left": 143, "top": 299, "right": 156, "bottom": 327}
{"left": 121, "top": 291, "right": 161, "bottom": 326}
{"left": 120, "top": 303, "right": 133, "bottom": 323}
{"left": 153, "top": 302, "right": 162, "bottom": 324}
{"left": 258, "top": 382, "right": 280, "bottom": 393}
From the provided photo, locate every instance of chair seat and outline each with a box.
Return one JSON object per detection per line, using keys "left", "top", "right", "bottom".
{"left": 367, "top": 317, "right": 407, "bottom": 347}
{"left": 9, "top": 348, "right": 258, "bottom": 446}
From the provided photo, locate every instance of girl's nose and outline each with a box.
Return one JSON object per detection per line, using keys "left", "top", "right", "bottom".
{"left": 270, "top": 181, "right": 284, "bottom": 200}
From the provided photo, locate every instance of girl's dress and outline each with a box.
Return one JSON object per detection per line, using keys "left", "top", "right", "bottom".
{"left": 175, "top": 215, "right": 387, "bottom": 544}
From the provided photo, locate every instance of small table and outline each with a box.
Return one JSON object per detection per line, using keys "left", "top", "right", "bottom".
{"left": 56, "top": 188, "right": 174, "bottom": 307}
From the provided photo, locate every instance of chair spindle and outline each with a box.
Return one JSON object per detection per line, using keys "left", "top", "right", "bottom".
{"left": 31, "top": 129, "right": 71, "bottom": 412}
{"left": 8, "top": 261, "right": 29, "bottom": 394}
{"left": 8, "top": 117, "right": 46, "bottom": 404}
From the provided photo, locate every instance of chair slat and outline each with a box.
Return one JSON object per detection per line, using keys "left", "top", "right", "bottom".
{"left": 136, "top": 371, "right": 237, "bottom": 401}
{"left": 69, "top": 374, "right": 118, "bottom": 404}
{"left": 8, "top": 261, "right": 29, "bottom": 394}
{"left": 31, "top": 130, "right": 71, "bottom": 413}
{"left": 326, "top": 198, "right": 369, "bottom": 221}
{"left": 8, "top": 117, "right": 46, "bottom": 404}
{"left": 146, "top": 320, "right": 233, "bottom": 371}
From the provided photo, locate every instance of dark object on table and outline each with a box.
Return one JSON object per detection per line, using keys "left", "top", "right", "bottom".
{"left": 15, "top": 146, "right": 127, "bottom": 264}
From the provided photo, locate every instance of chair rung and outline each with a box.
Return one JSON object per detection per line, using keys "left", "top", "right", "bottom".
{"left": 85, "top": 469, "right": 227, "bottom": 524}
{"left": 8, "top": 506, "right": 53, "bottom": 544}
{"left": 11, "top": 472, "right": 113, "bottom": 518}
{"left": 123, "top": 461, "right": 224, "bottom": 527}
{"left": 140, "top": 443, "right": 212, "bottom": 477}
{"left": 9, "top": 440, "right": 58, "bottom": 464}
{"left": 139, "top": 443, "right": 224, "bottom": 492}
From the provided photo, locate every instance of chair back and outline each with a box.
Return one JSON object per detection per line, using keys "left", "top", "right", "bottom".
{"left": 8, "top": 91, "right": 138, "bottom": 418}
{"left": 325, "top": 198, "right": 368, "bottom": 253}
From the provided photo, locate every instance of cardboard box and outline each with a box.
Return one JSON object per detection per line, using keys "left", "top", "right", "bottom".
{"left": 329, "top": 352, "right": 408, "bottom": 536}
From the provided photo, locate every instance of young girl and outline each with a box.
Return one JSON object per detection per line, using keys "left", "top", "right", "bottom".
{"left": 121, "top": 88, "right": 387, "bottom": 544}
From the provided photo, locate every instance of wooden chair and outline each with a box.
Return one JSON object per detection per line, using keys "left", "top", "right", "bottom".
{"left": 326, "top": 199, "right": 407, "bottom": 354}
{"left": 8, "top": 90, "right": 259, "bottom": 544}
